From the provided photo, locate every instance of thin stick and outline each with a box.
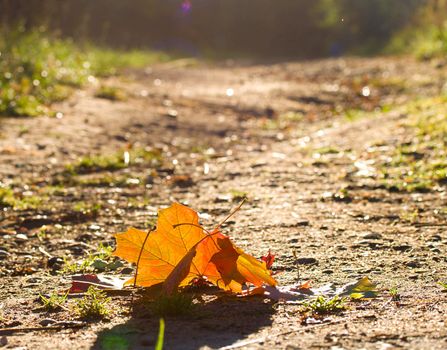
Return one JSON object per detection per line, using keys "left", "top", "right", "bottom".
{"left": 134, "top": 229, "right": 153, "bottom": 288}
{"left": 214, "top": 197, "right": 247, "bottom": 231}
{"left": 0, "top": 324, "right": 85, "bottom": 335}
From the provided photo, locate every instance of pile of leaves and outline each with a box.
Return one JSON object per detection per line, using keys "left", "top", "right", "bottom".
{"left": 114, "top": 202, "right": 277, "bottom": 295}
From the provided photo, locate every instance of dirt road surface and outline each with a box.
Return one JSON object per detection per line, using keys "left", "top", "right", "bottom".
{"left": 1, "top": 57, "right": 446, "bottom": 349}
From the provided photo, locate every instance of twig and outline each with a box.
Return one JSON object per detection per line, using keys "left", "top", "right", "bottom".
{"left": 38, "top": 246, "right": 52, "bottom": 258}
{"left": 0, "top": 324, "right": 85, "bottom": 335}
{"left": 214, "top": 198, "right": 247, "bottom": 230}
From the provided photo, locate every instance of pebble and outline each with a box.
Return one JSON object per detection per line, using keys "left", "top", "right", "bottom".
{"left": 0, "top": 336, "right": 7, "bottom": 347}
{"left": 296, "top": 257, "right": 318, "bottom": 265}
{"left": 15, "top": 233, "right": 28, "bottom": 242}
{"left": 393, "top": 244, "right": 412, "bottom": 252}
{"left": 406, "top": 261, "right": 421, "bottom": 268}
{"left": 0, "top": 249, "right": 9, "bottom": 259}
{"left": 363, "top": 232, "right": 382, "bottom": 240}
{"left": 296, "top": 220, "right": 310, "bottom": 227}
{"left": 48, "top": 257, "right": 64, "bottom": 268}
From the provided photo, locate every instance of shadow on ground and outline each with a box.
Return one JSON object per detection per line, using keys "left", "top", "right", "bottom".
{"left": 92, "top": 295, "right": 275, "bottom": 350}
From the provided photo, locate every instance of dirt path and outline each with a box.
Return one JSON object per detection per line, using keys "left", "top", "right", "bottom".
{"left": 1, "top": 57, "right": 447, "bottom": 350}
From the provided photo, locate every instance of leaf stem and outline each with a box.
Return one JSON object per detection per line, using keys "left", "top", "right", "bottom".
{"left": 214, "top": 197, "right": 247, "bottom": 230}
{"left": 134, "top": 229, "right": 153, "bottom": 288}
{"left": 173, "top": 223, "right": 212, "bottom": 235}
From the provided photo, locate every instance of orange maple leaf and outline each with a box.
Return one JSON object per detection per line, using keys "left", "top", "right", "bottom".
{"left": 114, "top": 202, "right": 277, "bottom": 294}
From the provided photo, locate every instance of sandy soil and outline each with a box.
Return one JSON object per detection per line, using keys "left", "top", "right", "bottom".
{"left": 1, "top": 56, "right": 447, "bottom": 350}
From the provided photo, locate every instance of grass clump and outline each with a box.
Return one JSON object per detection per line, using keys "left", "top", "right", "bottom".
{"left": 65, "top": 148, "right": 162, "bottom": 175}
{"left": 230, "top": 189, "right": 248, "bottom": 202}
{"left": 390, "top": 23, "right": 447, "bottom": 60}
{"left": 74, "top": 286, "right": 112, "bottom": 319}
{"left": 0, "top": 28, "right": 171, "bottom": 117}
{"left": 378, "top": 96, "right": 447, "bottom": 192}
{"left": 95, "top": 85, "right": 127, "bottom": 101}
{"left": 72, "top": 201, "right": 102, "bottom": 216}
{"left": 66, "top": 153, "right": 127, "bottom": 175}
{"left": 61, "top": 243, "right": 118, "bottom": 273}
{"left": 39, "top": 291, "right": 68, "bottom": 311}
{"left": 389, "top": 287, "right": 401, "bottom": 301}
{"left": 438, "top": 282, "right": 447, "bottom": 291}
{"left": 0, "top": 186, "right": 42, "bottom": 209}
{"left": 301, "top": 295, "right": 347, "bottom": 315}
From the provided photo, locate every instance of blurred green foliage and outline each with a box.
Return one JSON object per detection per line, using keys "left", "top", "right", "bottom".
{"left": 389, "top": 0, "right": 447, "bottom": 59}
{"left": 0, "top": 0, "right": 434, "bottom": 58}
{"left": 0, "top": 27, "right": 169, "bottom": 117}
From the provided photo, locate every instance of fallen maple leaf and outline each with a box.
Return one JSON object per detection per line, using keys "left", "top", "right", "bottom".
{"left": 114, "top": 202, "right": 277, "bottom": 294}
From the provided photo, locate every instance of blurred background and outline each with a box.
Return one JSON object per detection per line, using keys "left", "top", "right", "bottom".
{"left": 1, "top": 0, "right": 447, "bottom": 117}
{"left": 1, "top": 0, "right": 447, "bottom": 59}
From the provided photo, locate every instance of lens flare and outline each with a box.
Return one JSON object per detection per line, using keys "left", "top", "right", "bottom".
{"left": 181, "top": 1, "right": 192, "bottom": 14}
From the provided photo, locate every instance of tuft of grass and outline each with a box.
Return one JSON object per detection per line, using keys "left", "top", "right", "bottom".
{"left": 151, "top": 293, "right": 195, "bottom": 317}
{"left": 229, "top": 189, "right": 248, "bottom": 202}
{"left": 389, "top": 287, "right": 401, "bottom": 301}
{"left": 390, "top": 21, "right": 447, "bottom": 60}
{"left": 301, "top": 295, "right": 347, "bottom": 315}
{"left": 85, "top": 47, "right": 171, "bottom": 77}
{"left": 39, "top": 291, "right": 68, "bottom": 311}
{"left": 95, "top": 85, "right": 127, "bottom": 101}
{"left": 65, "top": 154, "right": 127, "bottom": 175}
{"left": 72, "top": 201, "right": 102, "bottom": 216}
{"left": 314, "top": 146, "right": 341, "bottom": 155}
{"left": 74, "top": 286, "right": 112, "bottom": 319}
{"left": 0, "top": 186, "right": 42, "bottom": 210}
{"left": 61, "top": 243, "right": 116, "bottom": 273}
{"left": 356, "top": 96, "right": 447, "bottom": 193}
{"left": 65, "top": 148, "right": 162, "bottom": 175}
{"left": 0, "top": 28, "right": 171, "bottom": 117}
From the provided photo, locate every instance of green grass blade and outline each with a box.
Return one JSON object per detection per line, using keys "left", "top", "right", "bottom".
{"left": 155, "top": 318, "right": 165, "bottom": 350}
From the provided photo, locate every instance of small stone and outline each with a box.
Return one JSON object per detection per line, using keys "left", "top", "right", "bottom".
{"left": 296, "top": 257, "right": 318, "bottom": 265}
{"left": 393, "top": 244, "right": 412, "bottom": 252}
{"left": 0, "top": 250, "right": 9, "bottom": 259}
{"left": 15, "top": 233, "right": 28, "bottom": 241}
{"left": 296, "top": 220, "right": 310, "bottom": 227}
{"left": 406, "top": 261, "right": 421, "bottom": 268}
{"left": 322, "top": 269, "right": 334, "bottom": 274}
{"left": 431, "top": 234, "right": 442, "bottom": 241}
{"left": 0, "top": 336, "right": 7, "bottom": 347}
{"left": 48, "top": 257, "right": 64, "bottom": 268}
{"left": 363, "top": 232, "right": 382, "bottom": 240}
